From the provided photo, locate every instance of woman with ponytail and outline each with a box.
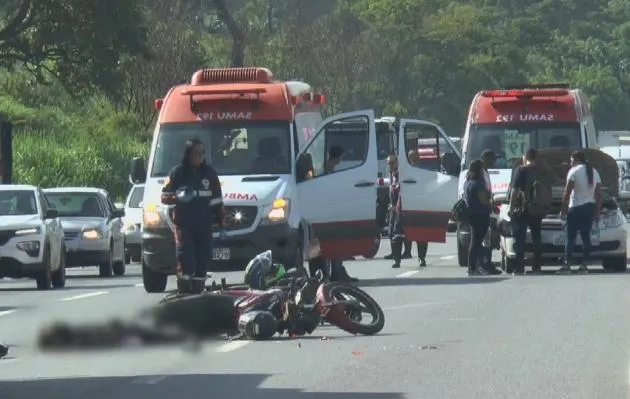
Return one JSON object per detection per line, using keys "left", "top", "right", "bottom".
{"left": 559, "top": 150, "right": 603, "bottom": 274}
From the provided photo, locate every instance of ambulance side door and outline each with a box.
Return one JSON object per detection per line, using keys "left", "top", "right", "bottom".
{"left": 397, "top": 119, "right": 460, "bottom": 243}
{"left": 296, "top": 110, "right": 378, "bottom": 259}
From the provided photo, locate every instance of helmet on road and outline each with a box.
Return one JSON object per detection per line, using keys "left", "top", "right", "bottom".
{"left": 237, "top": 310, "right": 277, "bottom": 339}
{"left": 243, "top": 250, "right": 286, "bottom": 289}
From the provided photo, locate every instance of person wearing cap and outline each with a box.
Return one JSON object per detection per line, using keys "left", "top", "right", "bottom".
{"left": 479, "top": 150, "right": 502, "bottom": 274}
{"left": 161, "top": 137, "right": 225, "bottom": 294}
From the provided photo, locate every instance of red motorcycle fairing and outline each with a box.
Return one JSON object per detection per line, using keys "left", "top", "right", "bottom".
{"left": 220, "top": 288, "right": 284, "bottom": 318}
{"left": 315, "top": 283, "right": 355, "bottom": 333}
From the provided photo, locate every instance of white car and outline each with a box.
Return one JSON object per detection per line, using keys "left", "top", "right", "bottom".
{"left": 43, "top": 187, "right": 126, "bottom": 277}
{"left": 122, "top": 184, "right": 144, "bottom": 264}
{"left": 0, "top": 185, "right": 66, "bottom": 290}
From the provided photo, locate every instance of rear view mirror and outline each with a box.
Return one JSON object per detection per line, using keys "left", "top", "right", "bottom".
{"left": 296, "top": 153, "right": 314, "bottom": 182}
{"left": 441, "top": 152, "right": 460, "bottom": 176}
{"left": 130, "top": 157, "right": 146, "bottom": 184}
{"left": 45, "top": 209, "right": 58, "bottom": 219}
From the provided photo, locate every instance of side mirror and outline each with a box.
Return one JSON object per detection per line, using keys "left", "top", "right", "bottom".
{"left": 112, "top": 209, "right": 125, "bottom": 219}
{"left": 442, "top": 153, "right": 460, "bottom": 176}
{"left": 296, "top": 153, "right": 313, "bottom": 182}
{"left": 130, "top": 157, "right": 147, "bottom": 184}
{"left": 45, "top": 209, "right": 58, "bottom": 219}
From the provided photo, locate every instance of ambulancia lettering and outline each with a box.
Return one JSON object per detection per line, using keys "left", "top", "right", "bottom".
{"left": 496, "top": 113, "right": 555, "bottom": 122}
{"left": 197, "top": 112, "right": 253, "bottom": 121}
{"left": 223, "top": 193, "right": 258, "bottom": 201}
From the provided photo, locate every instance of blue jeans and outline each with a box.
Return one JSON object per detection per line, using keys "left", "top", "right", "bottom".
{"left": 565, "top": 202, "right": 596, "bottom": 265}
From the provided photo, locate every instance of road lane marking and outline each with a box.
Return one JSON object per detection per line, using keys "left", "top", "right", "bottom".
{"left": 131, "top": 375, "right": 168, "bottom": 384}
{"left": 215, "top": 340, "right": 250, "bottom": 353}
{"left": 384, "top": 301, "right": 454, "bottom": 311}
{"left": 396, "top": 270, "right": 419, "bottom": 278}
{"left": 440, "top": 255, "right": 456, "bottom": 260}
{"left": 60, "top": 291, "right": 109, "bottom": 301}
{"left": 0, "top": 310, "right": 16, "bottom": 317}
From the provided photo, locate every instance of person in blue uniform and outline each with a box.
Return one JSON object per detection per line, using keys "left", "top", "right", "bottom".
{"left": 161, "top": 138, "right": 225, "bottom": 293}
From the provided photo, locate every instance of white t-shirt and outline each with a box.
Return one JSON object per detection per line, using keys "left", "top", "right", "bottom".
{"left": 483, "top": 169, "right": 492, "bottom": 193}
{"left": 567, "top": 164, "right": 601, "bottom": 208}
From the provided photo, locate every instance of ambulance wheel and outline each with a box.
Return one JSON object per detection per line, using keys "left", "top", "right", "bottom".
{"left": 457, "top": 239, "right": 467, "bottom": 267}
{"left": 364, "top": 235, "right": 381, "bottom": 259}
{"left": 142, "top": 260, "right": 167, "bottom": 293}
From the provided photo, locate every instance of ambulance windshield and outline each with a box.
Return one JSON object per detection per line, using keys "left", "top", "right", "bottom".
{"left": 151, "top": 121, "right": 291, "bottom": 177}
{"left": 465, "top": 122, "right": 581, "bottom": 168}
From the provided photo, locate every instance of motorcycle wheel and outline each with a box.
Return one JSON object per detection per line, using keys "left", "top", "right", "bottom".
{"left": 323, "top": 283, "right": 385, "bottom": 335}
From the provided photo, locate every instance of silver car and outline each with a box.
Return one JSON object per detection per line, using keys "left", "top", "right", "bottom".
{"left": 43, "top": 187, "right": 126, "bottom": 277}
{"left": 123, "top": 184, "right": 144, "bottom": 264}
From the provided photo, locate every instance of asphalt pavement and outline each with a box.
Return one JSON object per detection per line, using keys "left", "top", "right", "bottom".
{"left": 2, "top": 233, "right": 630, "bottom": 398}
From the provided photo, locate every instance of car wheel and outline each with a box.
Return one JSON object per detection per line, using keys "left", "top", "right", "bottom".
{"left": 36, "top": 247, "right": 52, "bottom": 290}
{"left": 51, "top": 245, "right": 67, "bottom": 288}
{"left": 98, "top": 245, "right": 114, "bottom": 277}
{"left": 142, "top": 259, "right": 167, "bottom": 293}
{"left": 602, "top": 255, "right": 628, "bottom": 272}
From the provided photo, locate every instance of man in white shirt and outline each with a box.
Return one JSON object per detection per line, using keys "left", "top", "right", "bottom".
{"left": 480, "top": 150, "right": 501, "bottom": 274}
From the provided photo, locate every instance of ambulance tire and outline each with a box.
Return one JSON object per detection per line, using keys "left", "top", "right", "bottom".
{"left": 142, "top": 260, "right": 167, "bottom": 293}
{"left": 457, "top": 239, "right": 467, "bottom": 267}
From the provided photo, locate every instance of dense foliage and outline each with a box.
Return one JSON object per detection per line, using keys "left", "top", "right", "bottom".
{"left": 1, "top": 0, "right": 629, "bottom": 198}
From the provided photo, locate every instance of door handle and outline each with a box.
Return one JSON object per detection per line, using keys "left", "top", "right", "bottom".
{"left": 354, "top": 181, "right": 375, "bottom": 187}
{"left": 402, "top": 179, "right": 417, "bottom": 184}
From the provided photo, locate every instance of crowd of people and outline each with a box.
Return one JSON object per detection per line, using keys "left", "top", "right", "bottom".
{"left": 463, "top": 148, "right": 602, "bottom": 276}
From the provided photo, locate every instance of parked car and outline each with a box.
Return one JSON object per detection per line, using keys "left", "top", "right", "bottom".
{"left": 43, "top": 187, "right": 126, "bottom": 277}
{"left": 123, "top": 183, "right": 144, "bottom": 264}
{"left": 0, "top": 185, "right": 66, "bottom": 290}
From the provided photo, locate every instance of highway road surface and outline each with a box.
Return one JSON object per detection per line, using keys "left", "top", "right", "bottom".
{"left": 2, "top": 233, "right": 630, "bottom": 399}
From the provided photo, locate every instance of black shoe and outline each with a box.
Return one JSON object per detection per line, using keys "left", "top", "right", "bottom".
{"left": 401, "top": 253, "right": 412, "bottom": 259}
{"left": 419, "top": 258, "right": 427, "bottom": 267}
{"left": 384, "top": 254, "right": 394, "bottom": 260}
{"left": 0, "top": 343, "right": 7, "bottom": 358}
{"left": 468, "top": 268, "right": 488, "bottom": 276}
{"left": 391, "top": 262, "right": 400, "bottom": 268}
{"left": 556, "top": 265, "right": 571, "bottom": 275}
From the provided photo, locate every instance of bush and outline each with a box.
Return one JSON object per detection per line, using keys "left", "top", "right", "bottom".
{"left": 0, "top": 93, "right": 149, "bottom": 200}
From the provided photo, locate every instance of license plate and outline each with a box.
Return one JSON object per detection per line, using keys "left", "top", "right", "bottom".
{"left": 552, "top": 231, "right": 600, "bottom": 246}
{"left": 213, "top": 248, "right": 230, "bottom": 260}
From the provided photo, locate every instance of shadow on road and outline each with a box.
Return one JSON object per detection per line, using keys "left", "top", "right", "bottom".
{"left": 2, "top": 373, "right": 404, "bottom": 399}
{"left": 66, "top": 273, "right": 141, "bottom": 279}
{"left": 359, "top": 277, "right": 509, "bottom": 287}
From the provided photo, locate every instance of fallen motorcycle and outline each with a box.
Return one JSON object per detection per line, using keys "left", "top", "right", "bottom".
{"left": 37, "top": 269, "right": 385, "bottom": 350}
{"left": 159, "top": 268, "right": 386, "bottom": 340}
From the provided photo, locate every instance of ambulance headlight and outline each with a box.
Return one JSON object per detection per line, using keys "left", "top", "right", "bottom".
{"left": 264, "top": 198, "right": 289, "bottom": 223}
{"left": 143, "top": 202, "right": 168, "bottom": 228}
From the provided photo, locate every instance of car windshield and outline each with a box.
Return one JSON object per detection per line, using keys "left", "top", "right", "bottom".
{"left": 128, "top": 186, "right": 144, "bottom": 208}
{"left": 0, "top": 190, "right": 37, "bottom": 216}
{"left": 465, "top": 123, "right": 581, "bottom": 168}
{"left": 151, "top": 121, "right": 291, "bottom": 177}
{"left": 46, "top": 192, "right": 105, "bottom": 218}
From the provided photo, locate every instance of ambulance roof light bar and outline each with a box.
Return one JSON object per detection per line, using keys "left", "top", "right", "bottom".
{"left": 191, "top": 67, "right": 273, "bottom": 85}
{"left": 480, "top": 89, "right": 570, "bottom": 98}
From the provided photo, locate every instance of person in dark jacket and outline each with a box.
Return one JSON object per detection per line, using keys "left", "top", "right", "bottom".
{"left": 161, "top": 138, "right": 225, "bottom": 293}
{"left": 463, "top": 159, "right": 492, "bottom": 276}
{"left": 387, "top": 154, "right": 406, "bottom": 268}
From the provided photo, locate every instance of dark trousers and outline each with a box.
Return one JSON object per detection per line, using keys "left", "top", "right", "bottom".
{"left": 308, "top": 257, "right": 347, "bottom": 279}
{"left": 174, "top": 225, "right": 211, "bottom": 278}
{"left": 468, "top": 214, "right": 490, "bottom": 271}
{"left": 565, "top": 202, "right": 596, "bottom": 264}
{"left": 513, "top": 212, "right": 543, "bottom": 271}
{"left": 404, "top": 240, "right": 428, "bottom": 258}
